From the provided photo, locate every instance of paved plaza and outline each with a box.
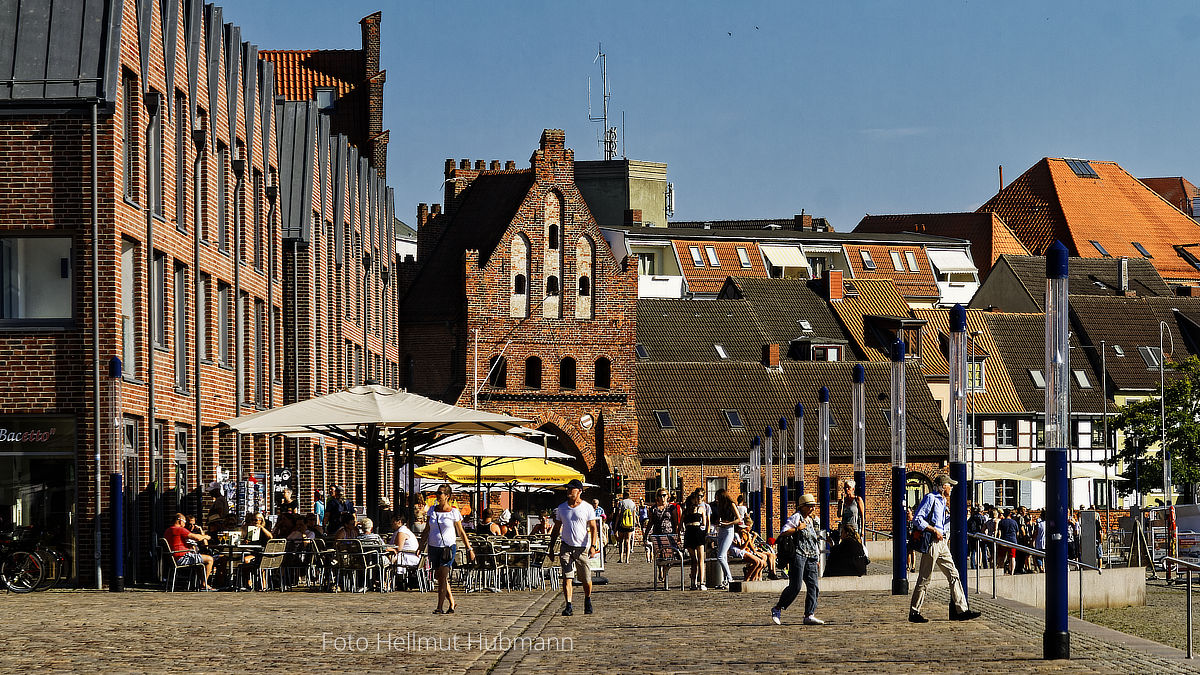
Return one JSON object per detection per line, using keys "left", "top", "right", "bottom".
{"left": 2, "top": 558, "right": 1196, "bottom": 674}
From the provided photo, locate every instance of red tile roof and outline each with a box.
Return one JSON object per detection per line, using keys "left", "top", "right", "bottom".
{"left": 854, "top": 212, "right": 1029, "bottom": 278}
{"left": 260, "top": 49, "right": 369, "bottom": 153}
{"left": 1140, "top": 177, "right": 1200, "bottom": 217}
{"left": 672, "top": 240, "right": 769, "bottom": 294}
{"left": 978, "top": 158, "right": 1200, "bottom": 283}
{"left": 842, "top": 243, "right": 940, "bottom": 300}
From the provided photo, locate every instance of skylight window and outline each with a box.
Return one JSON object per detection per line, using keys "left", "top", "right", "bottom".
{"left": 890, "top": 250, "right": 904, "bottom": 271}
{"left": 724, "top": 410, "right": 744, "bottom": 429}
{"left": 705, "top": 246, "right": 721, "bottom": 267}
{"left": 798, "top": 320, "right": 813, "bottom": 331}
{"left": 1065, "top": 158, "right": 1099, "bottom": 178}
{"left": 635, "top": 344, "right": 649, "bottom": 359}
{"left": 1073, "top": 370, "right": 1092, "bottom": 388}
{"left": 689, "top": 246, "right": 704, "bottom": 267}
{"left": 904, "top": 250, "right": 919, "bottom": 272}
{"left": 1089, "top": 240, "right": 1111, "bottom": 257}
{"left": 1138, "top": 346, "right": 1162, "bottom": 369}
{"left": 736, "top": 247, "right": 752, "bottom": 268}
{"left": 1132, "top": 241, "right": 1153, "bottom": 258}
{"left": 714, "top": 344, "right": 729, "bottom": 359}
{"left": 1029, "top": 369, "right": 1046, "bottom": 388}
{"left": 1112, "top": 344, "right": 1125, "bottom": 357}
{"left": 654, "top": 410, "right": 674, "bottom": 429}
{"left": 860, "top": 250, "right": 876, "bottom": 270}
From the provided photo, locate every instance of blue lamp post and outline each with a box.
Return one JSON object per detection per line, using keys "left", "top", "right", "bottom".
{"left": 891, "top": 339, "right": 908, "bottom": 595}
{"left": 750, "top": 436, "right": 762, "bottom": 534}
{"left": 852, "top": 364, "right": 867, "bottom": 508}
{"left": 818, "top": 386, "right": 831, "bottom": 533}
{"left": 109, "top": 356, "right": 124, "bottom": 592}
{"left": 949, "top": 304, "right": 970, "bottom": 594}
{"left": 779, "top": 416, "right": 790, "bottom": 524}
{"left": 765, "top": 426, "right": 775, "bottom": 537}
{"left": 794, "top": 403, "right": 805, "bottom": 493}
{"left": 1044, "top": 242, "right": 1071, "bottom": 659}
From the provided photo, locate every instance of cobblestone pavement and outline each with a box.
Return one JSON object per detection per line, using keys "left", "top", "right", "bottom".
{"left": 1, "top": 558, "right": 1196, "bottom": 673}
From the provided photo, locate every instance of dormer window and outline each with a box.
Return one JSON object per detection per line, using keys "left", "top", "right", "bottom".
{"left": 689, "top": 246, "right": 704, "bottom": 267}
{"left": 967, "top": 359, "right": 984, "bottom": 390}
{"left": 705, "top": 246, "right": 720, "bottom": 267}
{"left": 315, "top": 87, "right": 336, "bottom": 111}
{"left": 812, "top": 345, "right": 840, "bottom": 361}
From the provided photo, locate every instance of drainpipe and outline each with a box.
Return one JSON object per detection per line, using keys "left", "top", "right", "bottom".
{"left": 145, "top": 92, "right": 160, "bottom": 550}
{"left": 192, "top": 127, "right": 206, "bottom": 518}
{"left": 232, "top": 152, "right": 245, "bottom": 495}
{"left": 91, "top": 101, "right": 102, "bottom": 588}
{"left": 265, "top": 173, "right": 277, "bottom": 506}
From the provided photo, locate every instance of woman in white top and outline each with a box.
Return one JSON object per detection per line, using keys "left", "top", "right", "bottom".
{"left": 389, "top": 513, "right": 420, "bottom": 567}
{"left": 417, "top": 484, "right": 475, "bottom": 614}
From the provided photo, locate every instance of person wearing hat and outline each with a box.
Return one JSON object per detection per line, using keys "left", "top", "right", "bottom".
{"left": 908, "top": 475, "right": 980, "bottom": 623}
{"left": 771, "top": 493, "right": 824, "bottom": 625}
{"left": 549, "top": 478, "right": 600, "bottom": 616}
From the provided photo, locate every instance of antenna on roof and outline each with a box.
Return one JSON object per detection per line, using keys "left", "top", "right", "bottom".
{"left": 588, "top": 44, "right": 618, "bottom": 160}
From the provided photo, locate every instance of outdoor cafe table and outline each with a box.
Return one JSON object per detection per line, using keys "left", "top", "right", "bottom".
{"left": 210, "top": 543, "right": 263, "bottom": 590}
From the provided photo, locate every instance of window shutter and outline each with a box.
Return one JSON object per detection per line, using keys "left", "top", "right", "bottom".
{"left": 1019, "top": 480, "right": 1032, "bottom": 508}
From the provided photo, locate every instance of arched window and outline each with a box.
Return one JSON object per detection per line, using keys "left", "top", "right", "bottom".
{"left": 577, "top": 276, "right": 590, "bottom": 297}
{"left": 525, "top": 356, "right": 542, "bottom": 389}
{"left": 488, "top": 355, "right": 507, "bottom": 388}
{"left": 513, "top": 273, "right": 527, "bottom": 295}
{"left": 575, "top": 235, "right": 595, "bottom": 319}
{"left": 560, "top": 357, "right": 577, "bottom": 390}
{"left": 546, "top": 276, "right": 560, "bottom": 296}
{"left": 594, "top": 357, "right": 611, "bottom": 389}
{"left": 510, "top": 232, "right": 530, "bottom": 318}
{"left": 548, "top": 224, "right": 560, "bottom": 250}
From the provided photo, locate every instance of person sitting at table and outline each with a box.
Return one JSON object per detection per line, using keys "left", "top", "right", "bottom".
{"left": 476, "top": 509, "right": 502, "bottom": 537}
{"left": 332, "top": 512, "right": 358, "bottom": 540}
{"left": 730, "top": 527, "right": 767, "bottom": 581}
{"left": 304, "top": 513, "right": 324, "bottom": 537}
{"left": 165, "top": 512, "right": 215, "bottom": 590}
{"left": 389, "top": 514, "right": 420, "bottom": 567}
{"left": 287, "top": 516, "right": 316, "bottom": 541}
{"left": 274, "top": 513, "right": 295, "bottom": 540}
{"left": 357, "top": 518, "right": 392, "bottom": 549}
{"left": 184, "top": 515, "right": 211, "bottom": 555}
{"left": 505, "top": 517, "right": 522, "bottom": 539}
{"left": 531, "top": 513, "right": 554, "bottom": 535}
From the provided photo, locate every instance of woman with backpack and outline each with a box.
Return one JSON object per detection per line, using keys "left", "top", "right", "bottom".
{"left": 682, "top": 491, "right": 710, "bottom": 590}
{"left": 614, "top": 492, "right": 637, "bottom": 563}
{"left": 770, "top": 493, "right": 823, "bottom": 626}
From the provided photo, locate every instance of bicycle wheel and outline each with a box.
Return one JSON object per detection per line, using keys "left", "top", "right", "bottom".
{"left": 3, "top": 551, "right": 45, "bottom": 593}
{"left": 35, "top": 548, "right": 65, "bottom": 590}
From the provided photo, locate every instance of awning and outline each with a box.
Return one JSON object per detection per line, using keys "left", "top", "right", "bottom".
{"left": 760, "top": 245, "right": 810, "bottom": 270}
{"left": 927, "top": 248, "right": 976, "bottom": 274}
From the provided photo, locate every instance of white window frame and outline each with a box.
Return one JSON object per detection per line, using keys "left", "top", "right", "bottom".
{"left": 904, "top": 250, "right": 919, "bottom": 272}
{"left": 704, "top": 246, "right": 720, "bottom": 267}
{"left": 688, "top": 246, "right": 704, "bottom": 267}
{"left": 889, "top": 250, "right": 904, "bottom": 271}
{"left": 736, "top": 247, "right": 752, "bottom": 268}
{"left": 859, "top": 249, "right": 876, "bottom": 270}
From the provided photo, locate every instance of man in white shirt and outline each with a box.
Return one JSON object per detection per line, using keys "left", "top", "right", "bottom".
{"left": 550, "top": 479, "right": 600, "bottom": 616}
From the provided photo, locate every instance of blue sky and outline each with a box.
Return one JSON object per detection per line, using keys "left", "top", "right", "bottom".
{"left": 222, "top": 1, "right": 1200, "bottom": 229}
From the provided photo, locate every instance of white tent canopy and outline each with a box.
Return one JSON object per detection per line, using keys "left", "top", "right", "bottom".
{"left": 1019, "top": 464, "right": 1111, "bottom": 481}
{"left": 416, "top": 432, "right": 571, "bottom": 461}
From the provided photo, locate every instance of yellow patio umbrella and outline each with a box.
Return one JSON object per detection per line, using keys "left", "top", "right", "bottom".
{"left": 415, "top": 457, "right": 583, "bottom": 485}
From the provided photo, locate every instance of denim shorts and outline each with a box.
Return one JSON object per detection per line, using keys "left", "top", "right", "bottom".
{"left": 428, "top": 545, "right": 456, "bottom": 569}
{"left": 178, "top": 550, "right": 204, "bottom": 566}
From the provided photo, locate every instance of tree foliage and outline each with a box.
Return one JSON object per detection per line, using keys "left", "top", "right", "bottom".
{"left": 1108, "top": 355, "right": 1200, "bottom": 502}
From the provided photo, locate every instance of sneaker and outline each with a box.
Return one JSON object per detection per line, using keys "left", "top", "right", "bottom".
{"left": 950, "top": 609, "right": 981, "bottom": 621}
{"left": 584, "top": 598, "right": 593, "bottom": 615}
{"left": 908, "top": 611, "right": 928, "bottom": 623}
{"left": 771, "top": 607, "right": 782, "bottom": 625}
{"left": 562, "top": 603, "right": 573, "bottom": 617}
{"left": 803, "top": 615, "right": 825, "bottom": 625}
{"left": 698, "top": 584, "right": 707, "bottom": 591}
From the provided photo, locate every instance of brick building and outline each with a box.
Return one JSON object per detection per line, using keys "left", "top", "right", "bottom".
{"left": 398, "top": 130, "right": 641, "bottom": 485}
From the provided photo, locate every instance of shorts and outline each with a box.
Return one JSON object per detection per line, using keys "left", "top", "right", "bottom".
{"left": 177, "top": 550, "right": 204, "bottom": 566}
{"left": 558, "top": 544, "right": 591, "bottom": 583}
{"left": 428, "top": 545, "right": 456, "bottom": 569}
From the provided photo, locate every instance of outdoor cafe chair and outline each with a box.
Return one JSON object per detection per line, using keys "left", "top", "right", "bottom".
{"left": 254, "top": 539, "right": 289, "bottom": 591}
{"left": 159, "top": 538, "right": 205, "bottom": 592}
{"left": 648, "top": 534, "right": 685, "bottom": 591}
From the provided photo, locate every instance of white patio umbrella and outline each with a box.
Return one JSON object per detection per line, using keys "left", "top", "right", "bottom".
{"left": 415, "top": 432, "right": 574, "bottom": 513}
{"left": 219, "top": 384, "right": 529, "bottom": 519}
{"left": 1018, "top": 464, "right": 1111, "bottom": 481}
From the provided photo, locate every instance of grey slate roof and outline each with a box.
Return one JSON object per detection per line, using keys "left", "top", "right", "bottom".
{"left": 992, "top": 255, "right": 1171, "bottom": 310}
{"left": 982, "top": 312, "right": 1107, "bottom": 414}
{"left": 636, "top": 361, "right": 948, "bottom": 463}
{"left": 0, "top": 0, "right": 123, "bottom": 107}
{"left": 718, "top": 276, "right": 850, "bottom": 349}
{"left": 1068, "top": 295, "right": 1180, "bottom": 392}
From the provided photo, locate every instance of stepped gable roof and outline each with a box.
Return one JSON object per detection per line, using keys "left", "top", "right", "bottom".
{"left": 843, "top": 243, "right": 940, "bottom": 300}
{"left": 978, "top": 158, "right": 1200, "bottom": 282}
{"left": 983, "top": 312, "right": 1106, "bottom": 414}
{"left": 399, "top": 171, "right": 535, "bottom": 318}
{"left": 1140, "top": 177, "right": 1200, "bottom": 216}
{"left": 911, "top": 309, "right": 1025, "bottom": 414}
{"left": 672, "top": 240, "right": 769, "bottom": 294}
{"left": 991, "top": 255, "right": 1172, "bottom": 311}
{"left": 718, "top": 277, "right": 847, "bottom": 347}
{"left": 826, "top": 279, "right": 915, "bottom": 361}
{"left": 636, "top": 299, "right": 768, "bottom": 363}
{"left": 635, "top": 361, "right": 948, "bottom": 463}
{"left": 1068, "top": 295, "right": 1181, "bottom": 392}
{"left": 854, "top": 212, "right": 1028, "bottom": 276}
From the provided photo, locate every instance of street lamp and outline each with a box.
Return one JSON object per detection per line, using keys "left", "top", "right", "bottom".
{"left": 818, "top": 386, "right": 831, "bottom": 533}
{"left": 890, "top": 339, "right": 908, "bottom": 596}
{"left": 949, "top": 305, "right": 970, "bottom": 591}
{"left": 1044, "top": 242, "right": 1071, "bottom": 660}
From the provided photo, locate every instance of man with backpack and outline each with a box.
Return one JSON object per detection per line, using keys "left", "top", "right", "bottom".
{"left": 909, "top": 475, "right": 980, "bottom": 624}
{"left": 614, "top": 491, "right": 637, "bottom": 563}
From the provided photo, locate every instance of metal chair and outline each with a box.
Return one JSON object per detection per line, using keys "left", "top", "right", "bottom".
{"left": 159, "top": 538, "right": 205, "bottom": 592}
{"left": 255, "top": 539, "right": 289, "bottom": 591}
{"left": 649, "top": 534, "right": 685, "bottom": 590}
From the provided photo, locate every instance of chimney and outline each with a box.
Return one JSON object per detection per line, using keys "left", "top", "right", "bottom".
{"left": 762, "top": 344, "right": 781, "bottom": 368}
{"left": 489, "top": 160, "right": 501, "bottom": 171}
{"left": 1118, "top": 257, "right": 1129, "bottom": 292}
{"left": 624, "top": 209, "right": 643, "bottom": 227}
{"left": 826, "top": 269, "right": 844, "bottom": 301}
{"left": 793, "top": 213, "right": 813, "bottom": 231}
{"left": 416, "top": 203, "right": 429, "bottom": 228}
{"left": 504, "top": 160, "right": 516, "bottom": 170}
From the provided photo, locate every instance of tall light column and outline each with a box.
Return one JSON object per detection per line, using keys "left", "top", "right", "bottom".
{"left": 750, "top": 436, "right": 762, "bottom": 534}
{"left": 852, "top": 364, "right": 867, "bottom": 508}
{"left": 891, "top": 339, "right": 908, "bottom": 595}
{"left": 1044, "top": 242, "right": 1071, "bottom": 660}
{"left": 794, "top": 404, "right": 806, "bottom": 493}
{"left": 778, "top": 416, "right": 790, "bottom": 526}
{"left": 765, "top": 426, "right": 775, "bottom": 537}
{"left": 819, "top": 386, "right": 831, "bottom": 533}
{"left": 949, "top": 304, "right": 970, "bottom": 593}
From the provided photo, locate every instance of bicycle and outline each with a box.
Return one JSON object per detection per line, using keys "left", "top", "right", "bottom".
{"left": 0, "top": 535, "right": 46, "bottom": 593}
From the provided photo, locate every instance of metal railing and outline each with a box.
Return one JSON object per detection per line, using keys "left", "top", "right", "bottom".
{"left": 968, "top": 532, "right": 1100, "bottom": 619}
{"left": 864, "top": 526, "right": 892, "bottom": 541}
{"left": 1164, "top": 556, "right": 1200, "bottom": 659}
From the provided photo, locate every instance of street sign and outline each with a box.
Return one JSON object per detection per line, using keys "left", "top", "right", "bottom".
{"left": 738, "top": 463, "right": 751, "bottom": 478}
